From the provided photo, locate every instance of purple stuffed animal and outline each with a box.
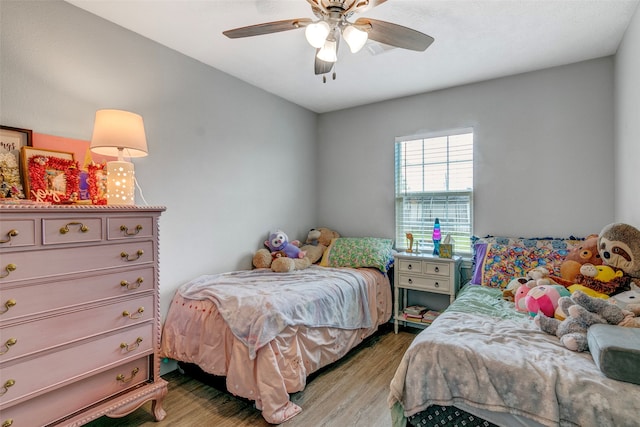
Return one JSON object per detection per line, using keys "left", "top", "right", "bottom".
{"left": 265, "top": 230, "right": 306, "bottom": 259}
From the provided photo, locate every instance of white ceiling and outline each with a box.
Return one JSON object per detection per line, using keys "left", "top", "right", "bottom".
{"left": 66, "top": 0, "right": 638, "bottom": 113}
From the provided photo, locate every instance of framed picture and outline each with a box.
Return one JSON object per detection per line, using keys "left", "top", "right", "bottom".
{"left": 0, "top": 126, "right": 32, "bottom": 199}
{"left": 21, "top": 147, "right": 80, "bottom": 204}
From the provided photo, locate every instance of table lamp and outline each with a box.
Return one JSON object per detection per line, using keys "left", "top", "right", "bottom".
{"left": 89, "top": 109, "right": 148, "bottom": 205}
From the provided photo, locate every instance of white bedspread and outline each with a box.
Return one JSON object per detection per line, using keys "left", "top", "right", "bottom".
{"left": 178, "top": 266, "right": 372, "bottom": 359}
{"left": 389, "top": 286, "right": 640, "bottom": 427}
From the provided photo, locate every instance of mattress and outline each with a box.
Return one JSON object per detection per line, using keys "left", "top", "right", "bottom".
{"left": 160, "top": 266, "right": 392, "bottom": 424}
{"left": 389, "top": 285, "right": 640, "bottom": 427}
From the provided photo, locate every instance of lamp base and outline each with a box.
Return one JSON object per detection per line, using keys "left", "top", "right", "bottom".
{"left": 106, "top": 160, "right": 135, "bottom": 205}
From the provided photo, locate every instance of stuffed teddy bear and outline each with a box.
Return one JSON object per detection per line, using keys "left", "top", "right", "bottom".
{"left": 559, "top": 234, "right": 602, "bottom": 283}
{"left": 314, "top": 227, "right": 340, "bottom": 247}
{"left": 536, "top": 290, "right": 629, "bottom": 351}
{"left": 265, "top": 230, "right": 306, "bottom": 259}
{"left": 253, "top": 229, "right": 328, "bottom": 272}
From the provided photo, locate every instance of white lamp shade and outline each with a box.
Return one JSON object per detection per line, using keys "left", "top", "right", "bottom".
{"left": 317, "top": 39, "right": 338, "bottom": 63}
{"left": 90, "top": 109, "right": 148, "bottom": 158}
{"left": 305, "top": 21, "right": 331, "bottom": 48}
{"left": 343, "top": 25, "right": 368, "bottom": 53}
{"left": 106, "top": 160, "right": 135, "bottom": 205}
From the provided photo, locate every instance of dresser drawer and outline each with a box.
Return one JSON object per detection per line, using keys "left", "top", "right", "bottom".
{"left": 0, "top": 267, "right": 154, "bottom": 323}
{"left": 398, "top": 259, "right": 423, "bottom": 274}
{"left": 398, "top": 274, "right": 451, "bottom": 293}
{"left": 0, "top": 241, "right": 153, "bottom": 284}
{"left": 107, "top": 216, "right": 154, "bottom": 241}
{"left": 0, "top": 323, "right": 153, "bottom": 409}
{"left": 42, "top": 217, "right": 104, "bottom": 245}
{"left": 0, "top": 357, "right": 150, "bottom": 427}
{"left": 1, "top": 294, "right": 154, "bottom": 362}
{"left": 0, "top": 219, "right": 36, "bottom": 249}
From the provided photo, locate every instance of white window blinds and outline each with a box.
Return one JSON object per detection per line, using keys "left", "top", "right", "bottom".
{"left": 395, "top": 130, "right": 474, "bottom": 255}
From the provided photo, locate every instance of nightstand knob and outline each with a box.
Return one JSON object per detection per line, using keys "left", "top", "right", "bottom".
{"left": 408, "top": 264, "right": 413, "bottom": 270}
{"left": 434, "top": 266, "right": 440, "bottom": 272}
{"left": 435, "top": 282, "right": 440, "bottom": 288}
{"left": 408, "top": 278, "right": 413, "bottom": 284}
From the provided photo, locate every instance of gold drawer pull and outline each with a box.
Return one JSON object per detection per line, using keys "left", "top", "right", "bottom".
{"left": 122, "top": 307, "right": 144, "bottom": 319}
{"left": 59, "top": 222, "right": 89, "bottom": 234}
{"left": 121, "top": 250, "right": 144, "bottom": 261}
{"left": 116, "top": 367, "right": 139, "bottom": 383}
{"left": 3, "top": 419, "right": 13, "bottom": 427}
{"left": 0, "top": 264, "right": 16, "bottom": 279}
{"left": 0, "top": 379, "right": 15, "bottom": 396}
{"left": 120, "top": 277, "right": 144, "bottom": 290}
{"left": 120, "top": 337, "right": 143, "bottom": 352}
{"left": 120, "top": 224, "right": 143, "bottom": 236}
{"left": 0, "top": 229, "right": 18, "bottom": 244}
{"left": 0, "top": 299, "right": 16, "bottom": 314}
{"left": 0, "top": 338, "right": 17, "bottom": 355}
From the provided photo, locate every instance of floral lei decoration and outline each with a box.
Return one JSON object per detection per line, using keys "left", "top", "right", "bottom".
{"left": 28, "top": 155, "right": 80, "bottom": 203}
{"left": 87, "top": 162, "right": 107, "bottom": 205}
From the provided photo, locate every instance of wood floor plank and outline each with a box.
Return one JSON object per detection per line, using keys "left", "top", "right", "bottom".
{"left": 85, "top": 326, "right": 418, "bottom": 426}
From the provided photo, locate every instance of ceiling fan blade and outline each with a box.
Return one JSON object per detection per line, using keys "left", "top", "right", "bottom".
{"left": 314, "top": 49, "right": 335, "bottom": 75}
{"left": 354, "top": 18, "right": 434, "bottom": 51}
{"left": 223, "top": 18, "right": 312, "bottom": 39}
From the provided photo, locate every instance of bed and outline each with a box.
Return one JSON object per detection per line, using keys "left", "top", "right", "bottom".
{"left": 388, "top": 235, "right": 640, "bottom": 427}
{"left": 160, "top": 237, "right": 394, "bottom": 424}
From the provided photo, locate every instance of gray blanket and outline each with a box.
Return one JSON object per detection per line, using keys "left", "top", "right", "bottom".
{"left": 389, "top": 285, "right": 640, "bottom": 427}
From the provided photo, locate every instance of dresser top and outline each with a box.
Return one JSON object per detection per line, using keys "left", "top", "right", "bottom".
{"left": 0, "top": 204, "right": 166, "bottom": 213}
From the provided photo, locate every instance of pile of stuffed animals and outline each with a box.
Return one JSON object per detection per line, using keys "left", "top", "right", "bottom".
{"left": 503, "top": 222, "right": 640, "bottom": 352}
{"left": 252, "top": 227, "right": 339, "bottom": 273}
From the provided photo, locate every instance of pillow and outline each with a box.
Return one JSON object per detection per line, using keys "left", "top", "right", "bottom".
{"left": 470, "top": 235, "right": 587, "bottom": 288}
{"left": 320, "top": 237, "right": 394, "bottom": 272}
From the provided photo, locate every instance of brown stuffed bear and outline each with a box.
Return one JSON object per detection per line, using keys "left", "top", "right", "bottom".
{"left": 253, "top": 228, "right": 336, "bottom": 272}
{"left": 559, "top": 234, "right": 602, "bottom": 283}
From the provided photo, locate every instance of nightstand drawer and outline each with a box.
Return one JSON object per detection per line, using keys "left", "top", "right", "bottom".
{"left": 398, "top": 259, "right": 423, "bottom": 274}
{"left": 424, "top": 261, "right": 450, "bottom": 276}
{"left": 398, "top": 274, "right": 451, "bottom": 293}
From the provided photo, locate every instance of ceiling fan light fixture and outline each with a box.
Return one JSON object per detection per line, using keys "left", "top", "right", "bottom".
{"left": 342, "top": 25, "right": 368, "bottom": 53}
{"left": 305, "top": 21, "right": 331, "bottom": 48}
{"left": 317, "top": 39, "right": 338, "bottom": 63}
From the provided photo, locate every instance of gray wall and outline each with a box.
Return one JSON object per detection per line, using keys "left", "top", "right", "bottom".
{"left": 317, "top": 58, "right": 616, "bottom": 239}
{"left": 2, "top": 0, "right": 638, "bottom": 322}
{"left": 615, "top": 3, "right": 640, "bottom": 226}
{"left": 0, "top": 1, "right": 318, "bottom": 320}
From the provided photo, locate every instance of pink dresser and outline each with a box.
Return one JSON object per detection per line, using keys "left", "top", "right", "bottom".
{"left": 0, "top": 205, "right": 167, "bottom": 426}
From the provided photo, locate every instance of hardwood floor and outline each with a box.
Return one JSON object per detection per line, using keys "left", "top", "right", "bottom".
{"left": 85, "top": 325, "right": 418, "bottom": 426}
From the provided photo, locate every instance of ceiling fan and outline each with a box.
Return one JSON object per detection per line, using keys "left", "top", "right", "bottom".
{"left": 223, "top": 0, "right": 434, "bottom": 81}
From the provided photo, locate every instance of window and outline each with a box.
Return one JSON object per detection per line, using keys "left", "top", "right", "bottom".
{"left": 395, "top": 130, "right": 473, "bottom": 255}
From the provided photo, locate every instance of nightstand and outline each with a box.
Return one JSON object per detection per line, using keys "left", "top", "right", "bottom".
{"left": 393, "top": 252, "right": 462, "bottom": 333}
